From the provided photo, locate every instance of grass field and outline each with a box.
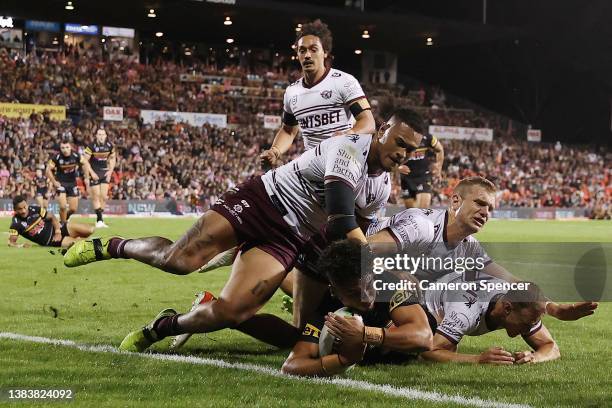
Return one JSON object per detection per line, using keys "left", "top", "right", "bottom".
{"left": 0, "top": 217, "right": 610, "bottom": 407}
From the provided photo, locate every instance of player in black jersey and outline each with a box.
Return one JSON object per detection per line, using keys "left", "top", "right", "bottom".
{"left": 8, "top": 195, "right": 94, "bottom": 248}
{"left": 32, "top": 168, "right": 50, "bottom": 209}
{"left": 281, "top": 240, "right": 434, "bottom": 377}
{"left": 46, "top": 140, "right": 94, "bottom": 223}
{"left": 83, "top": 129, "right": 115, "bottom": 228}
{"left": 399, "top": 133, "right": 444, "bottom": 208}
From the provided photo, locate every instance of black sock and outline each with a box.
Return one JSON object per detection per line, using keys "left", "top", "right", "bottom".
{"left": 67, "top": 210, "right": 74, "bottom": 220}
{"left": 107, "top": 237, "right": 132, "bottom": 258}
{"left": 95, "top": 208, "right": 103, "bottom": 222}
{"left": 153, "top": 314, "right": 184, "bottom": 339}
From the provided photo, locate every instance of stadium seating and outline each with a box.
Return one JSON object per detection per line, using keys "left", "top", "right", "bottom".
{"left": 0, "top": 48, "right": 609, "bottom": 217}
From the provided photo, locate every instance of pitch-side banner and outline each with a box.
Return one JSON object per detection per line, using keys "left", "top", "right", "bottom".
{"left": 428, "top": 125, "right": 493, "bottom": 142}
{"left": 140, "top": 110, "right": 227, "bottom": 128}
{"left": 0, "top": 103, "right": 66, "bottom": 121}
{"left": 527, "top": 129, "right": 542, "bottom": 142}
{"left": 103, "top": 106, "right": 123, "bottom": 121}
{"left": 263, "top": 115, "right": 282, "bottom": 129}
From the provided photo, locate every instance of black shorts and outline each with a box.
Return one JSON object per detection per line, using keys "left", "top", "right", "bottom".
{"left": 400, "top": 174, "right": 432, "bottom": 199}
{"left": 89, "top": 169, "right": 109, "bottom": 186}
{"left": 58, "top": 182, "right": 80, "bottom": 197}
{"left": 211, "top": 176, "right": 307, "bottom": 271}
{"left": 36, "top": 187, "right": 48, "bottom": 198}
{"left": 48, "top": 223, "right": 70, "bottom": 247}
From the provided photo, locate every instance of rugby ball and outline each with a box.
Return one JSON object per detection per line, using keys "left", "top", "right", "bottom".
{"left": 319, "top": 307, "right": 363, "bottom": 372}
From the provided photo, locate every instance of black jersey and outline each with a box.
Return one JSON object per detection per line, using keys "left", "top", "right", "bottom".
{"left": 9, "top": 205, "right": 54, "bottom": 246}
{"left": 34, "top": 175, "right": 48, "bottom": 189}
{"left": 299, "top": 272, "right": 421, "bottom": 345}
{"left": 405, "top": 134, "right": 438, "bottom": 177}
{"left": 84, "top": 141, "right": 114, "bottom": 171}
{"left": 50, "top": 152, "right": 81, "bottom": 183}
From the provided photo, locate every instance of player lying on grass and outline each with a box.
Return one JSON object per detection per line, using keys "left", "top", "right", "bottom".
{"left": 281, "top": 240, "right": 434, "bottom": 377}
{"left": 282, "top": 240, "right": 562, "bottom": 377}
{"left": 65, "top": 110, "right": 423, "bottom": 352}
{"left": 8, "top": 195, "right": 94, "bottom": 249}
{"left": 419, "top": 273, "right": 560, "bottom": 365}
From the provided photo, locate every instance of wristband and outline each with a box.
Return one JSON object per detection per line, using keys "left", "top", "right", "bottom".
{"left": 363, "top": 326, "right": 385, "bottom": 346}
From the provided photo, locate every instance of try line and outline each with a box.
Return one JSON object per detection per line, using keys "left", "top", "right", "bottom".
{"left": 0, "top": 332, "right": 531, "bottom": 408}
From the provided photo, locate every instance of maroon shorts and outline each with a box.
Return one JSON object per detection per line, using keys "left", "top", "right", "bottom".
{"left": 211, "top": 176, "right": 306, "bottom": 271}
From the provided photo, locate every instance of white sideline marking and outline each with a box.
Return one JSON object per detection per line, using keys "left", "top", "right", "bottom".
{"left": 0, "top": 332, "right": 530, "bottom": 408}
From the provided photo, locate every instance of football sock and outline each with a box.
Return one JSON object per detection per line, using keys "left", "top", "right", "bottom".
{"left": 153, "top": 314, "right": 184, "bottom": 339}
{"left": 95, "top": 208, "right": 103, "bottom": 222}
{"left": 108, "top": 238, "right": 132, "bottom": 258}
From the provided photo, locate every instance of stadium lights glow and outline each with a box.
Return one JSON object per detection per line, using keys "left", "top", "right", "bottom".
{"left": 362, "top": 30, "right": 370, "bottom": 39}
{"left": 64, "top": 34, "right": 69, "bottom": 39}
{"left": 101, "top": 38, "right": 105, "bottom": 43}
{"left": 354, "top": 49, "right": 362, "bottom": 55}
{"left": 147, "top": 9, "right": 156, "bottom": 18}
{"left": 65, "top": 1, "right": 75, "bottom": 10}
{"left": 226, "top": 38, "right": 234, "bottom": 43}
{"left": 155, "top": 32, "right": 164, "bottom": 37}
{"left": 426, "top": 37, "right": 433, "bottom": 46}
{"left": 52, "top": 38, "right": 59, "bottom": 45}
{"left": 224, "top": 16, "right": 232, "bottom": 26}
{"left": 295, "top": 23, "right": 302, "bottom": 32}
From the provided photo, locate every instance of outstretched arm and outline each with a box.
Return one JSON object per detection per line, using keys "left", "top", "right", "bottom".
{"left": 421, "top": 333, "right": 516, "bottom": 364}
{"left": 482, "top": 263, "right": 598, "bottom": 321}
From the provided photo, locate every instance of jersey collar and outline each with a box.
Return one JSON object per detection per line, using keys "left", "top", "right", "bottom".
{"left": 302, "top": 67, "right": 331, "bottom": 89}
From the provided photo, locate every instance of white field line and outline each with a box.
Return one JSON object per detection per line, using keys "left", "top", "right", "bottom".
{"left": 0, "top": 332, "right": 531, "bottom": 408}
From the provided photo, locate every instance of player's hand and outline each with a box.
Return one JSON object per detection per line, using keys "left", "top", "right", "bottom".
{"left": 52, "top": 231, "right": 62, "bottom": 243}
{"left": 514, "top": 350, "right": 535, "bottom": 365}
{"left": 104, "top": 170, "right": 112, "bottom": 182}
{"left": 547, "top": 302, "right": 598, "bottom": 321}
{"left": 91, "top": 173, "right": 100, "bottom": 181}
{"left": 324, "top": 313, "right": 365, "bottom": 348}
{"left": 54, "top": 181, "right": 62, "bottom": 189}
{"left": 431, "top": 166, "right": 442, "bottom": 179}
{"left": 478, "top": 346, "right": 515, "bottom": 365}
{"left": 259, "top": 147, "right": 281, "bottom": 170}
{"left": 22, "top": 242, "right": 32, "bottom": 248}
{"left": 397, "top": 165, "right": 411, "bottom": 175}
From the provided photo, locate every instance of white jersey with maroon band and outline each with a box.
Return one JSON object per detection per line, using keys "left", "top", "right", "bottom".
{"left": 283, "top": 68, "right": 367, "bottom": 150}
{"left": 367, "top": 208, "right": 492, "bottom": 280}
{"left": 262, "top": 133, "right": 372, "bottom": 240}
{"left": 355, "top": 172, "right": 391, "bottom": 221}
{"left": 424, "top": 273, "right": 543, "bottom": 345}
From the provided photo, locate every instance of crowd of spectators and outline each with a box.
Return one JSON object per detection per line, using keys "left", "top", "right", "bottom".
{"left": 0, "top": 48, "right": 609, "bottom": 218}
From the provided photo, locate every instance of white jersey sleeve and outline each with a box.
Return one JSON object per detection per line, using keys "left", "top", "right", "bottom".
{"left": 355, "top": 172, "right": 391, "bottom": 221}
{"left": 386, "top": 209, "right": 435, "bottom": 251}
{"left": 337, "top": 72, "right": 366, "bottom": 105}
{"left": 282, "top": 87, "right": 298, "bottom": 126}
{"left": 435, "top": 299, "right": 482, "bottom": 345}
{"left": 323, "top": 134, "right": 371, "bottom": 190}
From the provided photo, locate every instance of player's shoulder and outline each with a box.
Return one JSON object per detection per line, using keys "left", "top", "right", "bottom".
{"left": 286, "top": 77, "right": 303, "bottom": 89}
{"left": 391, "top": 208, "right": 438, "bottom": 239}
{"left": 321, "top": 132, "right": 372, "bottom": 149}
{"left": 329, "top": 68, "right": 354, "bottom": 80}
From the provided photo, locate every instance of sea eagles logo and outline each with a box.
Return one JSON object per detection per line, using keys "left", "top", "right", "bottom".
{"left": 291, "top": 95, "right": 298, "bottom": 106}
{"left": 331, "top": 72, "right": 341, "bottom": 77}
{"left": 421, "top": 209, "right": 434, "bottom": 216}
{"left": 347, "top": 134, "right": 359, "bottom": 143}
{"left": 320, "top": 90, "right": 333, "bottom": 99}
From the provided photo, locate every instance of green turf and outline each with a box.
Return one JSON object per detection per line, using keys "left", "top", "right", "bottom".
{"left": 0, "top": 217, "right": 610, "bottom": 407}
